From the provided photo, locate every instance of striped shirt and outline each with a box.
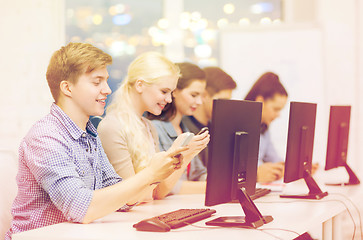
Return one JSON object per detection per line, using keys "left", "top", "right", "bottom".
{"left": 5, "top": 104, "right": 122, "bottom": 239}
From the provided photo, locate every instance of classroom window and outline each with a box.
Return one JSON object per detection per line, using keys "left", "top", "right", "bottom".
{"left": 65, "top": 0, "right": 163, "bottom": 102}
{"left": 183, "top": 0, "right": 282, "bottom": 66}
{"left": 66, "top": 0, "right": 282, "bottom": 96}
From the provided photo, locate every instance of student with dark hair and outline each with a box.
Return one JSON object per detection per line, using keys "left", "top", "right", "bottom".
{"left": 99, "top": 56, "right": 209, "bottom": 200}
{"left": 245, "top": 72, "right": 287, "bottom": 183}
{"left": 5, "top": 44, "right": 187, "bottom": 239}
{"left": 148, "top": 62, "right": 210, "bottom": 194}
{"left": 183, "top": 66, "right": 237, "bottom": 167}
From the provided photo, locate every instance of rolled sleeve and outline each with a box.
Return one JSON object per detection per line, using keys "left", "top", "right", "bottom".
{"left": 25, "top": 132, "right": 93, "bottom": 222}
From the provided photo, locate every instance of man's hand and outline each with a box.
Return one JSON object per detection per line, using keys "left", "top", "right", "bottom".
{"left": 257, "top": 162, "right": 285, "bottom": 183}
{"left": 147, "top": 146, "right": 188, "bottom": 182}
{"left": 311, "top": 163, "right": 319, "bottom": 175}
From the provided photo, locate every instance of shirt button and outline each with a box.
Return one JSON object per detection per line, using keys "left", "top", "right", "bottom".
{"left": 94, "top": 148, "right": 97, "bottom": 151}
{"left": 82, "top": 133, "right": 87, "bottom": 137}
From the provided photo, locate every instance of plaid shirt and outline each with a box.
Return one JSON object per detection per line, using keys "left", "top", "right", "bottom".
{"left": 5, "top": 104, "right": 122, "bottom": 239}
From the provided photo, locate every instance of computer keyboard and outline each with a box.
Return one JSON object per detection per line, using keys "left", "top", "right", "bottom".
{"left": 133, "top": 208, "right": 216, "bottom": 232}
{"left": 250, "top": 187, "right": 271, "bottom": 200}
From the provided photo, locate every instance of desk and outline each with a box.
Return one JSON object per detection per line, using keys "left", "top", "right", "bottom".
{"left": 12, "top": 187, "right": 351, "bottom": 240}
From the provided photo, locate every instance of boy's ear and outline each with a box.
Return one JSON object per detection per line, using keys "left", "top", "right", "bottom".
{"left": 204, "top": 91, "right": 213, "bottom": 102}
{"left": 60, "top": 80, "right": 72, "bottom": 97}
{"left": 255, "top": 95, "right": 265, "bottom": 103}
{"left": 135, "top": 79, "right": 144, "bottom": 93}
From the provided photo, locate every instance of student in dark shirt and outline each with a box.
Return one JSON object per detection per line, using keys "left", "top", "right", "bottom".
{"left": 183, "top": 67, "right": 237, "bottom": 167}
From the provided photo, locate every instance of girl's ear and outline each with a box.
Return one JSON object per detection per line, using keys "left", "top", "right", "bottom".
{"left": 135, "top": 79, "right": 144, "bottom": 93}
{"left": 60, "top": 80, "right": 72, "bottom": 97}
{"left": 171, "top": 88, "right": 180, "bottom": 99}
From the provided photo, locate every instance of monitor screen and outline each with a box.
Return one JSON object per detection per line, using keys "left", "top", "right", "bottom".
{"left": 281, "top": 101, "right": 328, "bottom": 199}
{"left": 325, "top": 105, "right": 360, "bottom": 185}
{"left": 204, "top": 99, "right": 273, "bottom": 228}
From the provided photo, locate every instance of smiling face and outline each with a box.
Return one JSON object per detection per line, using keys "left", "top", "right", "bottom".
{"left": 140, "top": 75, "right": 179, "bottom": 116}
{"left": 68, "top": 66, "right": 111, "bottom": 118}
{"left": 173, "top": 79, "right": 206, "bottom": 116}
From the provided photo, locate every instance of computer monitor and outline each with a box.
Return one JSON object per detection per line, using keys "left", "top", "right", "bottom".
{"left": 325, "top": 105, "right": 360, "bottom": 185}
{"left": 205, "top": 99, "right": 273, "bottom": 228}
{"left": 281, "top": 101, "right": 328, "bottom": 200}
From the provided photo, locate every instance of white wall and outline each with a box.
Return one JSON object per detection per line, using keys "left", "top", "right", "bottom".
{"left": 221, "top": 26, "right": 326, "bottom": 162}
{"left": 317, "top": 0, "right": 361, "bottom": 171}
{"left": 0, "top": 0, "right": 65, "bottom": 153}
{"left": 220, "top": 0, "right": 362, "bottom": 175}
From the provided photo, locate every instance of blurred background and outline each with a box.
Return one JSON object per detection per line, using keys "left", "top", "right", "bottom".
{"left": 0, "top": 0, "right": 362, "bottom": 177}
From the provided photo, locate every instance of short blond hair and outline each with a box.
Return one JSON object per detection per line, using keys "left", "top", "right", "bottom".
{"left": 46, "top": 42, "right": 112, "bottom": 101}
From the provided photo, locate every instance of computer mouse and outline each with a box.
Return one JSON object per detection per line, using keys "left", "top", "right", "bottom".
{"left": 133, "top": 218, "right": 171, "bottom": 232}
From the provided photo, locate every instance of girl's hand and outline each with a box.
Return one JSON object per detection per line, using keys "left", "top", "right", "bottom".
{"left": 187, "top": 130, "right": 210, "bottom": 154}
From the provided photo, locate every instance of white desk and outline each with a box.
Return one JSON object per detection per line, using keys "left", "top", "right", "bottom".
{"left": 12, "top": 185, "right": 353, "bottom": 240}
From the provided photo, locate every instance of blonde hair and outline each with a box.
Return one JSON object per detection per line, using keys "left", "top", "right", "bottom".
{"left": 106, "top": 52, "right": 180, "bottom": 172}
{"left": 46, "top": 42, "right": 112, "bottom": 102}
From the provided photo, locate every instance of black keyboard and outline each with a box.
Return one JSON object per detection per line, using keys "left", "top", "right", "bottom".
{"left": 250, "top": 187, "right": 271, "bottom": 200}
{"left": 133, "top": 208, "right": 216, "bottom": 232}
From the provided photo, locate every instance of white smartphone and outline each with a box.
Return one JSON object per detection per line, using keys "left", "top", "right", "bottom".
{"left": 179, "top": 132, "right": 194, "bottom": 147}
{"left": 172, "top": 133, "right": 194, "bottom": 158}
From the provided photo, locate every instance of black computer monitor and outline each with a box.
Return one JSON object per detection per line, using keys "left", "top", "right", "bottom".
{"left": 205, "top": 99, "right": 273, "bottom": 228}
{"left": 325, "top": 105, "right": 360, "bottom": 185}
{"left": 281, "top": 101, "right": 328, "bottom": 200}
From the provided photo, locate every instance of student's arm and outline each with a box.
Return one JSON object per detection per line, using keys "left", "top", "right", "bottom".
{"left": 257, "top": 162, "right": 284, "bottom": 183}
{"left": 26, "top": 123, "right": 188, "bottom": 225}
{"left": 153, "top": 132, "right": 209, "bottom": 199}
{"left": 179, "top": 181, "right": 207, "bottom": 194}
{"left": 83, "top": 149, "right": 184, "bottom": 223}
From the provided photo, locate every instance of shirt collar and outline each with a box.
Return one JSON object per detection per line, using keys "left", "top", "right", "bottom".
{"left": 50, "top": 103, "right": 98, "bottom": 139}
{"left": 260, "top": 123, "right": 268, "bottom": 134}
{"left": 161, "top": 121, "right": 188, "bottom": 138}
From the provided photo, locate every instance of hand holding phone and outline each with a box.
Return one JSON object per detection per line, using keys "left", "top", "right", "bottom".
{"left": 197, "top": 127, "right": 209, "bottom": 135}
{"left": 179, "top": 132, "right": 194, "bottom": 147}
{"left": 171, "top": 132, "right": 194, "bottom": 162}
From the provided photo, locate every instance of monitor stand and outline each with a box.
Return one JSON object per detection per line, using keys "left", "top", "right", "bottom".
{"left": 205, "top": 187, "right": 273, "bottom": 228}
{"left": 326, "top": 162, "right": 360, "bottom": 186}
{"left": 280, "top": 169, "right": 328, "bottom": 200}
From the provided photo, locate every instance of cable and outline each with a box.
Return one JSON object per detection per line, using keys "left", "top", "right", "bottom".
{"left": 259, "top": 197, "right": 358, "bottom": 240}
{"left": 329, "top": 193, "right": 363, "bottom": 240}
{"left": 182, "top": 221, "right": 301, "bottom": 239}
{"left": 259, "top": 228, "right": 301, "bottom": 240}
{"left": 322, "top": 198, "right": 356, "bottom": 240}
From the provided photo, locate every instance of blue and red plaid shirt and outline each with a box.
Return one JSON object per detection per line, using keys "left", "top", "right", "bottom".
{"left": 5, "top": 104, "right": 123, "bottom": 239}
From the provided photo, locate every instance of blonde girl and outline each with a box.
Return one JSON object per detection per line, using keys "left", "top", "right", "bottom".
{"left": 98, "top": 52, "right": 209, "bottom": 200}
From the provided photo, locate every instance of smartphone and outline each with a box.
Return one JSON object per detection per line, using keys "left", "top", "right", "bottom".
{"left": 180, "top": 132, "right": 194, "bottom": 147}
{"left": 197, "top": 127, "right": 209, "bottom": 135}
{"left": 173, "top": 132, "right": 194, "bottom": 158}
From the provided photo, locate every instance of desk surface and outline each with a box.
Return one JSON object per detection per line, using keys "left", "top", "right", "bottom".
{"left": 13, "top": 176, "right": 361, "bottom": 240}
